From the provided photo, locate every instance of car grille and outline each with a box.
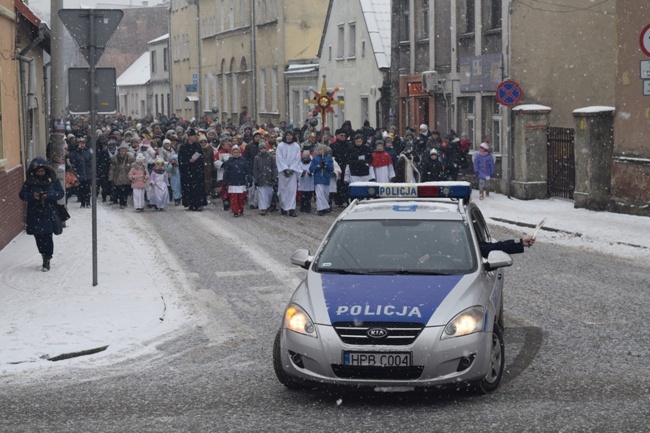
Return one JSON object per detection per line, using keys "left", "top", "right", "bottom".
{"left": 332, "top": 322, "right": 425, "bottom": 346}
{"left": 331, "top": 365, "right": 424, "bottom": 380}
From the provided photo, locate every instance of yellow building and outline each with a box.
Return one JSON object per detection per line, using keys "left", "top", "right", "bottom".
{"left": 170, "top": 0, "right": 327, "bottom": 126}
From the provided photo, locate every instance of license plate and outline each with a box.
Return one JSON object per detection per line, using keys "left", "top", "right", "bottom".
{"left": 343, "top": 351, "right": 412, "bottom": 367}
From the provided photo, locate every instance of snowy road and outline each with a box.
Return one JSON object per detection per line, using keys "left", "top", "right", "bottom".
{"left": 1, "top": 198, "right": 648, "bottom": 431}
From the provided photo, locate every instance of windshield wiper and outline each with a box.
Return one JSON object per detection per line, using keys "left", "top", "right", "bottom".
{"left": 317, "top": 268, "right": 367, "bottom": 274}
{"left": 362, "top": 270, "right": 454, "bottom": 275}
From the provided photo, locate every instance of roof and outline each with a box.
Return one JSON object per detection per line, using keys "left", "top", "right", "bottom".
{"left": 360, "top": 0, "right": 391, "bottom": 69}
{"left": 116, "top": 52, "right": 150, "bottom": 86}
{"left": 14, "top": 0, "right": 40, "bottom": 27}
{"left": 149, "top": 33, "right": 169, "bottom": 44}
{"left": 284, "top": 63, "right": 319, "bottom": 76}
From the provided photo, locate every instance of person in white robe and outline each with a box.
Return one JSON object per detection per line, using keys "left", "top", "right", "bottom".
{"left": 275, "top": 130, "right": 302, "bottom": 216}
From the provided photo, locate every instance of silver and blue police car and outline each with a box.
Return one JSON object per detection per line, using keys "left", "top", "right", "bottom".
{"left": 273, "top": 182, "right": 514, "bottom": 393}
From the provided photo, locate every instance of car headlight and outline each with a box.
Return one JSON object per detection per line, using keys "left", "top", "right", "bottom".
{"left": 284, "top": 304, "right": 317, "bottom": 337}
{"left": 441, "top": 306, "right": 486, "bottom": 339}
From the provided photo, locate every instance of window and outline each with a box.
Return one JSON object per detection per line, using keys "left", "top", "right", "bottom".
{"left": 163, "top": 48, "right": 168, "bottom": 71}
{"left": 360, "top": 97, "right": 369, "bottom": 125}
{"left": 329, "top": 45, "right": 332, "bottom": 61}
{"left": 220, "top": 0, "right": 225, "bottom": 31}
{"left": 229, "top": 0, "right": 235, "bottom": 29}
{"left": 465, "top": 0, "right": 475, "bottom": 34}
{"left": 419, "top": 0, "right": 429, "bottom": 39}
{"left": 160, "top": 93, "right": 164, "bottom": 116}
{"left": 482, "top": 96, "right": 500, "bottom": 153}
{"left": 239, "top": 0, "right": 246, "bottom": 27}
{"left": 400, "top": 5, "right": 410, "bottom": 42}
{"left": 151, "top": 50, "right": 157, "bottom": 74}
{"left": 361, "top": 41, "right": 365, "bottom": 58}
{"left": 155, "top": 94, "right": 159, "bottom": 115}
{"left": 337, "top": 25, "right": 344, "bottom": 58}
{"left": 348, "top": 22, "right": 356, "bottom": 57}
{"left": 259, "top": 68, "right": 266, "bottom": 111}
{"left": 223, "top": 73, "right": 229, "bottom": 115}
{"left": 271, "top": 67, "right": 278, "bottom": 111}
{"left": 491, "top": 0, "right": 502, "bottom": 29}
{"left": 458, "top": 98, "right": 475, "bottom": 147}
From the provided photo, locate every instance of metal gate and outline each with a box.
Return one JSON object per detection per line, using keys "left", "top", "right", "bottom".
{"left": 547, "top": 127, "right": 575, "bottom": 199}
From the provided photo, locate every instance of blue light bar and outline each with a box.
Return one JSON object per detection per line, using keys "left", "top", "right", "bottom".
{"left": 348, "top": 182, "right": 472, "bottom": 201}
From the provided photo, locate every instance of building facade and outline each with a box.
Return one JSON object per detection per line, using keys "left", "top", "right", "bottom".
{"left": 0, "top": 0, "right": 51, "bottom": 250}
{"left": 169, "top": 0, "right": 328, "bottom": 125}
{"left": 389, "top": 0, "right": 650, "bottom": 216}
{"left": 315, "top": 0, "right": 391, "bottom": 131}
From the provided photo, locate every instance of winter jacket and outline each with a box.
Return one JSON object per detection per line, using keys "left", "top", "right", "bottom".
{"left": 69, "top": 147, "right": 92, "bottom": 181}
{"left": 474, "top": 151, "right": 495, "bottom": 179}
{"left": 347, "top": 144, "right": 373, "bottom": 177}
{"left": 223, "top": 156, "right": 251, "bottom": 186}
{"left": 18, "top": 158, "right": 65, "bottom": 235}
{"left": 109, "top": 153, "right": 135, "bottom": 186}
{"left": 310, "top": 154, "right": 334, "bottom": 185}
{"left": 253, "top": 152, "right": 277, "bottom": 187}
{"left": 128, "top": 164, "right": 149, "bottom": 189}
{"left": 421, "top": 157, "right": 445, "bottom": 182}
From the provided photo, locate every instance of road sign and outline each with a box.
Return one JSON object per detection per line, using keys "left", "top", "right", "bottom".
{"left": 644, "top": 81, "right": 650, "bottom": 96}
{"left": 496, "top": 80, "right": 523, "bottom": 107}
{"left": 68, "top": 68, "right": 117, "bottom": 114}
{"left": 186, "top": 84, "right": 197, "bottom": 92}
{"left": 641, "top": 24, "right": 650, "bottom": 57}
{"left": 192, "top": 74, "right": 198, "bottom": 85}
{"left": 59, "top": 9, "right": 123, "bottom": 67}
{"left": 642, "top": 61, "right": 650, "bottom": 79}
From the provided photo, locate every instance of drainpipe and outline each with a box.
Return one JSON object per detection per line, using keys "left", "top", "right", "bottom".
{"left": 250, "top": 0, "right": 257, "bottom": 122}
{"left": 16, "top": 54, "right": 36, "bottom": 162}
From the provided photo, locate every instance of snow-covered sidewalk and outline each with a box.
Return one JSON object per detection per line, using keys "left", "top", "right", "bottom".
{"left": 0, "top": 202, "right": 198, "bottom": 376}
{"left": 1, "top": 190, "right": 648, "bottom": 376}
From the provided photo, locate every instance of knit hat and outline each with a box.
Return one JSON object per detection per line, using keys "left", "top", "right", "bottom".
{"left": 480, "top": 142, "right": 490, "bottom": 150}
{"left": 163, "top": 139, "right": 171, "bottom": 146}
{"left": 259, "top": 142, "right": 267, "bottom": 150}
{"left": 430, "top": 148, "right": 438, "bottom": 155}
{"left": 302, "top": 150, "right": 311, "bottom": 158}
{"left": 136, "top": 154, "right": 146, "bottom": 163}
{"left": 231, "top": 145, "right": 240, "bottom": 152}
{"left": 199, "top": 134, "right": 208, "bottom": 142}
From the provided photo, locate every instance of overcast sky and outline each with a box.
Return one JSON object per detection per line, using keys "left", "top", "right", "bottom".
{"left": 29, "top": 0, "right": 166, "bottom": 22}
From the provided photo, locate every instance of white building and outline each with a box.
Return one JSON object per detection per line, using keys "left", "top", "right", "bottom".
{"left": 316, "top": 0, "right": 391, "bottom": 130}
{"left": 116, "top": 33, "right": 170, "bottom": 119}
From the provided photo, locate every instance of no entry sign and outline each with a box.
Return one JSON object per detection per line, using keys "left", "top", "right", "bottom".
{"left": 496, "top": 80, "right": 523, "bottom": 107}
{"left": 641, "top": 24, "right": 650, "bottom": 57}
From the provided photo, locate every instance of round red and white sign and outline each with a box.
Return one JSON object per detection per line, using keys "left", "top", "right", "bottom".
{"left": 641, "top": 23, "right": 650, "bottom": 57}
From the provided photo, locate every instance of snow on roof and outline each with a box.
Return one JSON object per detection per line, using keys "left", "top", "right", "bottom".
{"left": 285, "top": 63, "right": 319, "bottom": 75}
{"left": 573, "top": 106, "right": 615, "bottom": 114}
{"left": 116, "top": 52, "right": 150, "bottom": 86}
{"left": 360, "top": 0, "right": 391, "bottom": 69}
{"left": 513, "top": 104, "right": 552, "bottom": 112}
{"left": 149, "top": 33, "right": 169, "bottom": 44}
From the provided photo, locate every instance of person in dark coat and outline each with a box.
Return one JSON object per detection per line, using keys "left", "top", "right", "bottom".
{"left": 480, "top": 236, "right": 535, "bottom": 258}
{"left": 97, "top": 139, "right": 115, "bottom": 202}
{"left": 420, "top": 148, "right": 445, "bottom": 182}
{"left": 69, "top": 136, "right": 93, "bottom": 207}
{"left": 19, "top": 158, "right": 65, "bottom": 271}
{"left": 222, "top": 145, "right": 252, "bottom": 217}
{"left": 253, "top": 143, "right": 277, "bottom": 215}
{"left": 178, "top": 129, "right": 208, "bottom": 210}
{"left": 330, "top": 129, "right": 353, "bottom": 207}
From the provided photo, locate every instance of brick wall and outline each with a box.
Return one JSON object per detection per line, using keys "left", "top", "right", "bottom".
{"left": 0, "top": 166, "right": 26, "bottom": 251}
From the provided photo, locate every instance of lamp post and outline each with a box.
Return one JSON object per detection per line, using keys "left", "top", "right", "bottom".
{"left": 188, "top": 0, "right": 201, "bottom": 121}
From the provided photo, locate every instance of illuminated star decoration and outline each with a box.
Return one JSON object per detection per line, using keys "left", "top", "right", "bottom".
{"left": 304, "top": 76, "right": 344, "bottom": 130}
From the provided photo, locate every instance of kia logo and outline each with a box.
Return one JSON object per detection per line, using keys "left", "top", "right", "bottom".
{"left": 367, "top": 328, "right": 388, "bottom": 338}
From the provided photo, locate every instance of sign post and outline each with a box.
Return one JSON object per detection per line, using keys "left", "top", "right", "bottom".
{"left": 59, "top": 9, "right": 123, "bottom": 286}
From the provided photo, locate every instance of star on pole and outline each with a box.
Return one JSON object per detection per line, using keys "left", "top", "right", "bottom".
{"left": 304, "top": 76, "right": 344, "bottom": 130}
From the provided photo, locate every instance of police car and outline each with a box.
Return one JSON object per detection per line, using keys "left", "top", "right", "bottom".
{"left": 273, "top": 181, "right": 514, "bottom": 393}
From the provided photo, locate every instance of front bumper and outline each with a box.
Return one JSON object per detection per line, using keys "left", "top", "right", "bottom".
{"left": 278, "top": 324, "right": 494, "bottom": 388}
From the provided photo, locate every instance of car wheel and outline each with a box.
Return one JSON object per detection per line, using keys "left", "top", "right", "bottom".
{"left": 273, "top": 329, "right": 307, "bottom": 390}
{"left": 474, "top": 324, "right": 505, "bottom": 394}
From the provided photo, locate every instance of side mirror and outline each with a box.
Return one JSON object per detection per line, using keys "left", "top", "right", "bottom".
{"left": 484, "top": 250, "right": 513, "bottom": 271}
{"left": 290, "top": 249, "right": 313, "bottom": 270}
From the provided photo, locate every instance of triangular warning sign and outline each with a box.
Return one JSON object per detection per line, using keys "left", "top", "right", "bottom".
{"left": 58, "top": 9, "right": 124, "bottom": 67}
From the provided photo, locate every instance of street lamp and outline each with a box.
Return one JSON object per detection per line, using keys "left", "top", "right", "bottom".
{"left": 187, "top": 0, "right": 201, "bottom": 120}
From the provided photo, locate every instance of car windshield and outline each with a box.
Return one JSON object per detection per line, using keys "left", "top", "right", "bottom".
{"left": 315, "top": 219, "right": 476, "bottom": 275}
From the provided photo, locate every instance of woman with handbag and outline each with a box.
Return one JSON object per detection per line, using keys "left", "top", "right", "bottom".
{"left": 19, "top": 158, "right": 65, "bottom": 271}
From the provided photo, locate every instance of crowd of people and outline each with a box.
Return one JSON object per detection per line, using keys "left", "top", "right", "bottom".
{"left": 57, "top": 114, "right": 497, "bottom": 219}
